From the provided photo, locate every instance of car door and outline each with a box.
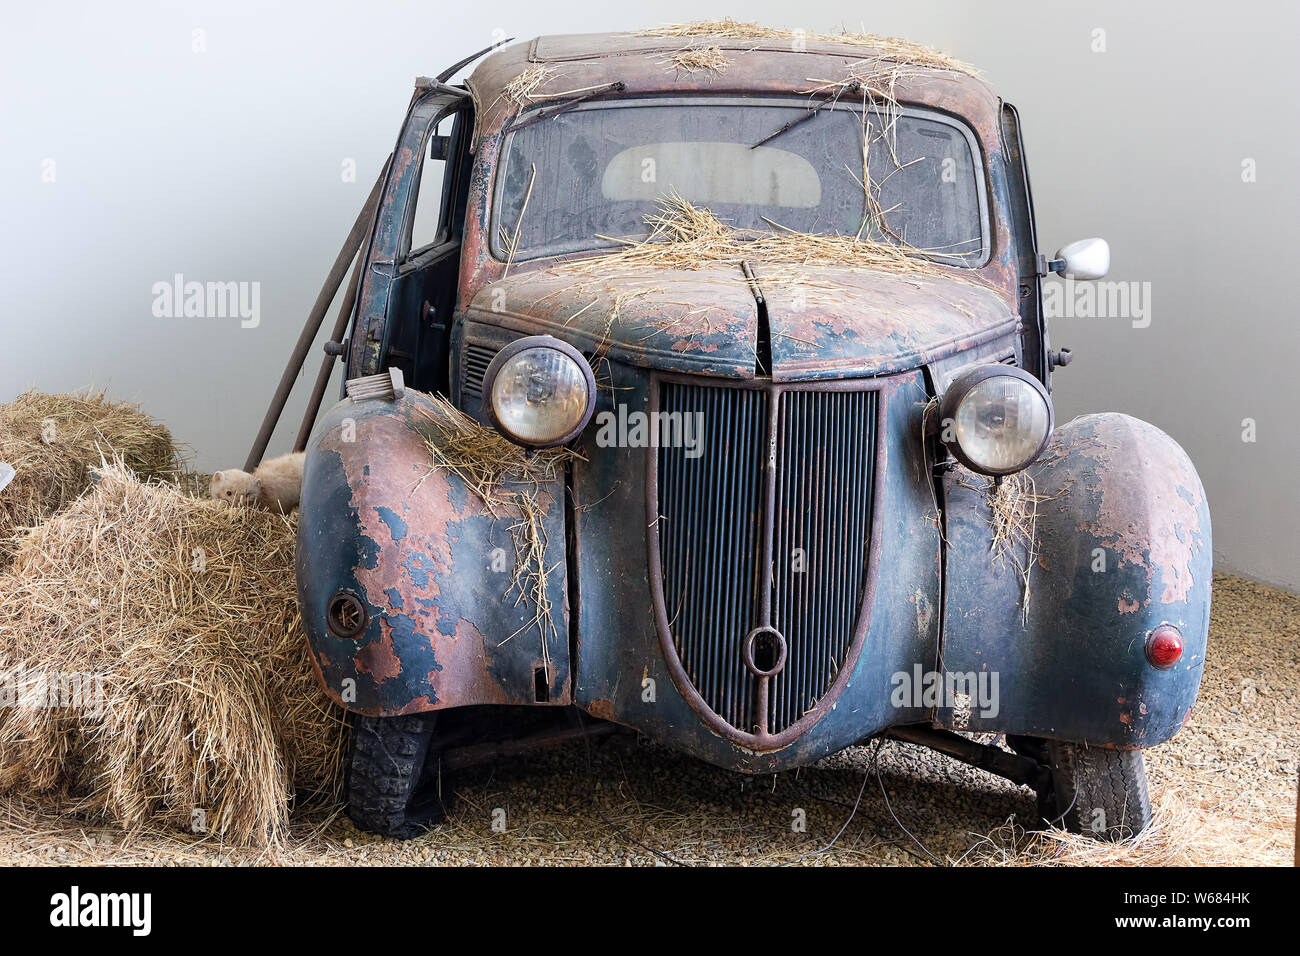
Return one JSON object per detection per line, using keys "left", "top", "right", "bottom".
{"left": 1000, "top": 102, "right": 1051, "bottom": 386}
{"left": 348, "top": 87, "right": 473, "bottom": 393}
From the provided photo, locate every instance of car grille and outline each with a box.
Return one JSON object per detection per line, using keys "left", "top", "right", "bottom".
{"left": 654, "top": 380, "right": 879, "bottom": 738}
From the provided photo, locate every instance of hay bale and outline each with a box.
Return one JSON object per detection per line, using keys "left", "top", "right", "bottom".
{"left": 0, "top": 389, "right": 181, "bottom": 562}
{"left": 0, "top": 462, "right": 346, "bottom": 846}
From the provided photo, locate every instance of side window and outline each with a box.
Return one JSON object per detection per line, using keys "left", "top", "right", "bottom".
{"left": 406, "top": 113, "right": 458, "bottom": 255}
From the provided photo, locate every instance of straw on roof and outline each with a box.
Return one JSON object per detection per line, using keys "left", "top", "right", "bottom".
{"left": 0, "top": 461, "right": 346, "bottom": 846}
{"left": 498, "top": 65, "right": 558, "bottom": 109}
{"left": 636, "top": 19, "right": 979, "bottom": 76}
{"left": 660, "top": 45, "right": 730, "bottom": 77}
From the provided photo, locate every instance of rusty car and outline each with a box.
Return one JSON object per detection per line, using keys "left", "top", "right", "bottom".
{"left": 284, "top": 30, "right": 1211, "bottom": 842}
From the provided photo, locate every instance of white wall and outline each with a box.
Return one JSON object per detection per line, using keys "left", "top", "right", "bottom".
{"left": 2, "top": 1, "right": 1297, "bottom": 590}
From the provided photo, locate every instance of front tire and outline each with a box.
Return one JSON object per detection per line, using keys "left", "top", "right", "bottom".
{"left": 1043, "top": 741, "right": 1152, "bottom": 841}
{"left": 346, "top": 713, "right": 451, "bottom": 839}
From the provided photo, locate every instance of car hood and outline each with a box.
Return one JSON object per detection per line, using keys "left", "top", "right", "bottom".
{"left": 464, "top": 262, "right": 1019, "bottom": 381}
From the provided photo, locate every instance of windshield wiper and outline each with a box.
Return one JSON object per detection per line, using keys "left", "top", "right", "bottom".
{"left": 504, "top": 81, "right": 626, "bottom": 133}
{"left": 750, "top": 84, "right": 863, "bottom": 149}
{"left": 751, "top": 109, "right": 824, "bottom": 149}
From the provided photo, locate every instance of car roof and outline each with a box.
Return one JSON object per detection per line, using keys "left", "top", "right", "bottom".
{"left": 523, "top": 30, "right": 956, "bottom": 63}
{"left": 465, "top": 30, "right": 999, "bottom": 134}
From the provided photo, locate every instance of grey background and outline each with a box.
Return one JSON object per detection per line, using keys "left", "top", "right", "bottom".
{"left": 2, "top": 1, "right": 1296, "bottom": 590}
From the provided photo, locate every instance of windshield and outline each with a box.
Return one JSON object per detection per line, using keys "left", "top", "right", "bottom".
{"left": 493, "top": 97, "right": 987, "bottom": 265}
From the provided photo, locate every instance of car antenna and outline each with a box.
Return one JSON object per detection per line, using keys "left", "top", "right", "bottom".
{"left": 436, "top": 36, "right": 515, "bottom": 84}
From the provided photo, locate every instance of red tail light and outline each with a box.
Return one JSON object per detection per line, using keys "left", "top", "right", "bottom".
{"left": 1146, "top": 624, "right": 1184, "bottom": 669}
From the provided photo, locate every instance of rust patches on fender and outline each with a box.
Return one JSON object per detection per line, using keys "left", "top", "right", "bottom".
{"left": 431, "top": 617, "right": 514, "bottom": 706}
{"left": 357, "top": 621, "right": 403, "bottom": 682}
{"left": 315, "top": 395, "right": 549, "bottom": 710}
{"left": 391, "top": 695, "right": 435, "bottom": 716}
{"left": 1051, "top": 415, "right": 1209, "bottom": 607}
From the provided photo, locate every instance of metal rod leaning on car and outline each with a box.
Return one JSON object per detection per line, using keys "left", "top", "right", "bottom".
{"left": 244, "top": 159, "right": 390, "bottom": 471}
{"left": 291, "top": 246, "right": 364, "bottom": 453}
{"left": 292, "top": 156, "right": 392, "bottom": 453}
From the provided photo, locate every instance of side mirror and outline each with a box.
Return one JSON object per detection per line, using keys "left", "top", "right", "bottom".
{"left": 1051, "top": 237, "right": 1110, "bottom": 280}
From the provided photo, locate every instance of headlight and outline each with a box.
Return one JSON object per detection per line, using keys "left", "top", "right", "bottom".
{"left": 938, "top": 365, "right": 1053, "bottom": 475}
{"left": 482, "top": 336, "right": 595, "bottom": 447}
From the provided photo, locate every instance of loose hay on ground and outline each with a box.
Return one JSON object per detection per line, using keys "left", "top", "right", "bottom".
{"left": 0, "top": 389, "right": 181, "bottom": 561}
{"left": 0, "top": 462, "right": 346, "bottom": 846}
{"left": 962, "top": 787, "right": 1292, "bottom": 866}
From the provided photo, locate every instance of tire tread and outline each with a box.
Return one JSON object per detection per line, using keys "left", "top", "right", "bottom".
{"left": 346, "top": 713, "right": 448, "bottom": 839}
{"left": 1047, "top": 741, "right": 1152, "bottom": 841}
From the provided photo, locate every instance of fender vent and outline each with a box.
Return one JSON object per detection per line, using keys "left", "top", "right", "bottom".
{"left": 461, "top": 344, "right": 498, "bottom": 400}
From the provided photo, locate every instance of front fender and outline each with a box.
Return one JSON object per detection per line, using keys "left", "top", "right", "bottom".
{"left": 296, "top": 391, "right": 570, "bottom": 716}
{"left": 939, "top": 413, "right": 1212, "bottom": 747}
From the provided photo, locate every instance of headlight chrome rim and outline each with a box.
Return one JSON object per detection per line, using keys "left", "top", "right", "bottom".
{"left": 482, "top": 335, "right": 595, "bottom": 448}
{"left": 938, "top": 364, "right": 1054, "bottom": 476}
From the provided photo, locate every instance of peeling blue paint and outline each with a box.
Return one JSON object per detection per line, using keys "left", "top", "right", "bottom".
{"left": 375, "top": 505, "right": 409, "bottom": 542}
{"left": 298, "top": 389, "right": 572, "bottom": 715}
{"left": 402, "top": 552, "right": 435, "bottom": 589}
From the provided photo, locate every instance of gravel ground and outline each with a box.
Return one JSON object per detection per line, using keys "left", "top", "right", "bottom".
{"left": 1, "top": 573, "right": 1294, "bottom": 866}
